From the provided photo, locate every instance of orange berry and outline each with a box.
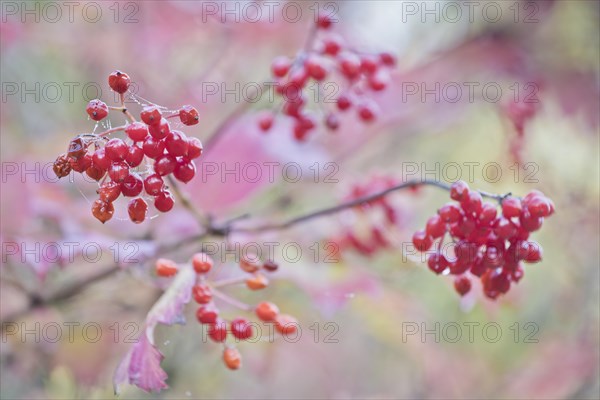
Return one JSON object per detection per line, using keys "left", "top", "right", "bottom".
{"left": 255, "top": 301, "right": 279, "bottom": 322}
{"left": 246, "top": 273, "right": 268, "bottom": 290}
{"left": 192, "top": 252, "right": 213, "bottom": 274}
{"left": 155, "top": 258, "right": 178, "bottom": 277}
{"left": 275, "top": 314, "right": 298, "bottom": 335}
{"left": 192, "top": 284, "right": 212, "bottom": 304}
{"left": 223, "top": 347, "right": 241, "bottom": 370}
{"left": 240, "top": 253, "right": 260, "bottom": 273}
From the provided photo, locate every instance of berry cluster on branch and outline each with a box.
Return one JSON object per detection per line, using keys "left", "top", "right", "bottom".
{"left": 52, "top": 70, "right": 202, "bottom": 224}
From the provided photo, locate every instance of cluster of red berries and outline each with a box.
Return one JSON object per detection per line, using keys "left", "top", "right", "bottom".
{"left": 52, "top": 70, "right": 201, "bottom": 224}
{"left": 258, "top": 12, "right": 396, "bottom": 141}
{"left": 155, "top": 253, "right": 297, "bottom": 370}
{"left": 412, "top": 181, "right": 555, "bottom": 299}
{"left": 335, "top": 175, "right": 403, "bottom": 256}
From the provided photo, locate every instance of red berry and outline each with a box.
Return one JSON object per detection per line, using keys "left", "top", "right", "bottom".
{"left": 53, "top": 154, "right": 72, "bottom": 178}
{"left": 450, "top": 180, "right": 469, "bottom": 201}
{"left": 155, "top": 258, "right": 178, "bottom": 277}
{"left": 196, "top": 305, "right": 218, "bottom": 324}
{"left": 91, "top": 199, "right": 114, "bottom": 224}
{"left": 154, "top": 190, "right": 174, "bottom": 212}
{"left": 483, "top": 268, "right": 511, "bottom": 296}
{"left": 144, "top": 174, "right": 164, "bottom": 196}
{"left": 494, "top": 217, "right": 517, "bottom": 239}
{"left": 105, "top": 138, "right": 128, "bottom": 162}
{"left": 263, "top": 260, "right": 279, "bottom": 272}
{"left": 140, "top": 106, "right": 162, "bottom": 126}
{"left": 125, "top": 144, "right": 144, "bottom": 167}
{"left": 165, "top": 130, "right": 189, "bottom": 157}
{"left": 126, "top": 122, "right": 149, "bottom": 142}
{"left": 173, "top": 159, "right": 196, "bottom": 183}
{"left": 97, "top": 181, "right": 121, "bottom": 202}
{"left": 316, "top": 12, "right": 333, "bottom": 29}
{"left": 379, "top": 52, "right": 397, "bottom": 66}
{"left": 86, "top": 165, "right": 105, "bottom": 181}
{"left": 512, "top": 264, "right": 525, "bottom": 282}
{"left": 412, "top": 230, "right": 433, "bottom": 252}
{"left": 86, "top": 99, "right": 108, "bottom": 121}
{"left": 357, "top": 101, "right": 378, "bottom": 122}
{"left": 179, "top": 105, "right": 199, "bottom": 126}
{"left": 502, "top": 196, "right": 522, "bottom": 218}
{"left": 360, "top": 55, "right": 379, "bottom": 75}
{"left": 255, "top": 301, "right": 279, "bottom": 322}
{"left": 336, "top": 94, "right": 352, "bottom": 111}
{"left": 258, "top": 111, "right": 274, "bottom": 132}
{"left": 338, "top": 52, "right": 361, "bottom": 79}
{"left": 454, "top": 276, "right": 471, "bottom": 296}
{"left": 67, "top": 137, "right": 87, "bottom": 160}
{"left": 271, "top": 56, "right": 292, "bottom": 78}
{"left": 128, "top": 197, "right": 147, "bottom": 224}
{"left": 438, "top": 203, "right": 462, "bottom": 223}
{"left": 121, "top": 173, "right": 143, "bottom": 197}
{"left": 454, "top": 240, "right": 478, "bottom": 265}
{"left": 192, "top": 253, "right": 213, "bottom": 274}
{"left": 192, "top": 284, "right": 212, "bottom": 304}
{"left": 525, "top": 196, "right": 551, "bottom": 217}
{"left": 325, "top": 113, "right": 340, "bottom": 131}
{"left": 322, "top": 34, "right": 343, "bottom": 56}
{"left": 186, "top": 137, "right": 203, "bottom": 159}
{"left": 69, "top": 153, "right": 92, "bottom": 173}
{"left": 223, "top": 347, "right": 241, "bottom": 370}
{"left": 275, "top": 314, "right": 298, "bottom": 335}
{"left": 518, "top": 241, "right": 543, "bottom": 262}
{"left": 148, "top": 118, "right": 171, "bottom": 140}
{"left": 231, "top": 318, "right": 253, "bottom": 340}
{"left": 154, "top": 154, "right": 177, "bottom": 176}
{"left": 368, "top": 71, "right": 389, "bottom": 91}
{"left": 208, "top": 320, "right": 227, "bottom": 343}
{"left": 461, "top": 191, "right": 483, "bottom": 215}
{"left": 425, "top": 214, "right": 446, "bottom": 238}
{"left": 108, "top": 70, "right": 130, "bottom": 94}
{"left": 427, "top": 252, "right": 448, "bottom": 274}
{"left": 478, "top": 203, "right": 498, "bottom": 226}
{"left": 143, "top": 136, "right": 166, "bottom": 159}
{"left": 305, "top": 55, "right": 328, "bottom": 80}
{"left": 108, "top": 161, "right": 129, "bottom": 182}
{"left": 519, "top": 211, "right": 543, "bottom": 232}
{"left": 92, "top": 148, "right": 111, "bottom": 170}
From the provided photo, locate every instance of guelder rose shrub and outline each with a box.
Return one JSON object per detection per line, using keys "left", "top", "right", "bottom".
{"left": 49, "top": 14, "right": 555, "bottom": 395}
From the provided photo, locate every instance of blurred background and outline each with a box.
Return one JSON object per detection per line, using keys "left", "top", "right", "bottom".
{"left": 1, "top": 1, "right": 599, "bottom": 399}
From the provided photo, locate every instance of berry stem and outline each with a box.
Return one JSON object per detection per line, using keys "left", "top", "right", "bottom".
{"left": 234, "top": 179, "right": 509, "bottom": 233}
{"left": 119, "top": 93, "right": 137, "bottom": 123}
{"left": 212, "top": 276, "right": 247, "bottom": 288}
{"left": 211, "top": 287, "right": 252, "bottom": 311}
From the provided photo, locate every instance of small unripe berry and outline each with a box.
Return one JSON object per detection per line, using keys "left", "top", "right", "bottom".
{"left": 108, "top": 70, "right": 130, "bottom": 94}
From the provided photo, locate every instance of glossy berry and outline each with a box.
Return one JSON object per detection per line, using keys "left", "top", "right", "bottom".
{"left": 186, "top": 137, "right": 203, "bottom": 159}
{"left": 263, "top": 260, "right": 279, "bottom": 272}
{"left": 142, "top": 136, "right": 166, "bottom": 159}
{"left": 108, "top": 70, "right": 130, "bottom": 94}
{"left": 461, "top": 191, "right": 483, "bottom": 215}
{"left": 155, "top": 258, "right": 178, "bottom": 277}
{"left": 519, "top": 211, "right": 543, "bottom": 232}
{"left": 128, "top": 197, "right": 147, "bottom": 224}
{"left": 223, "top": 347, "right": 241, "bottom": 370}
{"left": 69, "top": 154, "right": 92, "bottom": 173}
{"left": 274, "top": 314, "right": 298, "bottom": 335}
{"left": 271, "top": 56, "right": 292, "bottom": 78}
{"left": 121, "top": 173, "right": 143, "bottom": 197}
{"left": 412, "top": 230, "right": 433, "bottom": 252}
{"left": 231, "top": 318, "right": 253, "bottom": 340}
{"left": 86, "top": 99, "right": 109, "bottom": 121}
{"left": 92, "top": 199, "right": 114, "bottom": 224}
{"left": 192, "top": 253, "right": 213, "bottom": 274}
{"left": 108, "top": 162, "right": 129, "bottom": 182}
{"left": 192, "top": 284, "right": 212, "bottom": 304}
{"left": 154, "top": 155, "right": 177, "bottom": 176}
{"left": 208, "top": 320, "right": 227, "bottom": 343}
{"left": 97, "top": 181, "right": 121, "bottom": 202}
{"left": 92, "top": 148, "right": 111, "bottom": 170}
{"left": 240, "top": 254, "right": 260, "bottom": 273}
{"left": 105, "top": 138, "right": 128, "bottom": 161}
{"left": 438, "top": 203, "right": 462, "bottom": 223}
{"left": 173, "top": 160, "right": 196, "bottom": 183}
{"left": 140, "top": 106, "right": 162, "bottom": 126}
{"left": 126, "top": 122, "right": 149, "bottom": 142}
{"left": 246, "top": 273, "right": 269, "bottom": 290}
{"left": 165, "top": 131, "right": 189, "bottom": 157}
{"left": 125, "top": 144, "right": 144, "bottom": 167}
{"left": 502, "top": 196, "right": 522, "bottom": 218}
{"left": 196, "top": 305, "right": 218, "bottom": 324}
{"left": 86, "top": 165, "right": 105, "bottom": 181}
{"left": 255, "top": 301, "right": 279, "bottom": 322}
{"left": 144, "top": 174, "right": 164, "bottom": 196}
{"left": 154, "top": 190, "right": 174, "bottom": 212}
{"left": 179, "top": 105, "right": 199, "bottom": 126}
{"left": 149, "top": 118, "right": 171, "bottom": 140}
{"left": 450, "top": 180, "right": 469, "bottom": 201}
{"left": 425, "top": 214, "right": 446, "bottom": 238}
{"left": 427, "top": 252, "right": 448, "bottom": 274}
{"left": 454, "top": 276, "right": 471, "bottom": 296}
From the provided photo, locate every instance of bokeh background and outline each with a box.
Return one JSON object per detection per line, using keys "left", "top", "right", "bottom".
{"left": 1, "top": 1, "right": 599, "bottom": 399}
